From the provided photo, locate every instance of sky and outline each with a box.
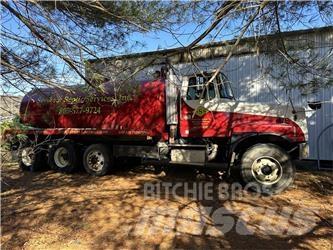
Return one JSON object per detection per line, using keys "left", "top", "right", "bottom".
{"left": 115, "top": 7, "right": 331, "bottom": 56}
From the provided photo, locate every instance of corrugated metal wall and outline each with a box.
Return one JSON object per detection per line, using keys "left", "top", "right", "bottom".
{"left": 131, "top": 31, "right": 333, "bottom": 160}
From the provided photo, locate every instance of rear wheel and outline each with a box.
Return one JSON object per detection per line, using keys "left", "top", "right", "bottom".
{"left": 83, "top": 144, "right": 112, "bottom": 176}
{"left": 48, "top": 141, "right": 79, "bottom": 173}
{"left": 19, "top": 146, "right": 45, "bottom": 171}
{"left": 240, "top": 143, "right": 295, "bottom": 195}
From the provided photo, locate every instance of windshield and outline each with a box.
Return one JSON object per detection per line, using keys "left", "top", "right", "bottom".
{"left": 216, "top": 73, "right": 234, "bottom": 99}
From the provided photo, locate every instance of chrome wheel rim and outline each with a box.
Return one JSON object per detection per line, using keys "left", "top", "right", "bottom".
{"left": 251, "top": 156, "right": 283, "bottom": 185}
{"left": 87, "top": 150, "right": 104, "bottom": 172}
{"left": 54, "top": 147, "right": 69, "bottom": 168}
{"left": 21, "top": 147, "right": 33, "bottom": 166}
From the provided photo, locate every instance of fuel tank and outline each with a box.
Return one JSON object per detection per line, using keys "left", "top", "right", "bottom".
{"left": 20, "top": 80, "right": 167, "bottom": 137}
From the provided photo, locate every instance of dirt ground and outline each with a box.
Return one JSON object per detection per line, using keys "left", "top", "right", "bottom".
{"left": 1, "top": 163, "right": 332, "bottom": 250}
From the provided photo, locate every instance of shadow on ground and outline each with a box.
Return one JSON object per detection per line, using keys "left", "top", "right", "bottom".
{"left": 1, "top": 162, "right": 332, "bottom": 249}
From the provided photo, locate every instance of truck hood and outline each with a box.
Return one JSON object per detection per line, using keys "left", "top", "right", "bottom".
{"left": 186, "top": 99, "right": 308, "bottom": 141}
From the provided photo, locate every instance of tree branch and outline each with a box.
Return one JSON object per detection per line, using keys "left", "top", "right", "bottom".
{"left": 1, "top": 1, "right": 96, "bottom": 90}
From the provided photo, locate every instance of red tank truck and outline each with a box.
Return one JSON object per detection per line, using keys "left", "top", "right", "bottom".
{"left": 6, "top": 68, "right": 309, "bottom": 194}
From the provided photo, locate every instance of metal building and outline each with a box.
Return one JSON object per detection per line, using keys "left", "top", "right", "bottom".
{"left": 87, "top": 26, "right": 333, "bottom": 161}
{"left": 0, "top": 95, "right": 22, "bottom": 121}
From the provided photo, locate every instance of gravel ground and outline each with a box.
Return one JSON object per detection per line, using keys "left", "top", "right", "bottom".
{"left": 1, "top": 163, "right": 332, "bottom": 250}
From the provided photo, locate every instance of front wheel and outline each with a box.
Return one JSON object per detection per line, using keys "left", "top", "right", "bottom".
{"left": 240, "top": 143, "right": 295, "bottom": 195}
{"left": 83, "top": 144, "right": 113, "bottom": 176}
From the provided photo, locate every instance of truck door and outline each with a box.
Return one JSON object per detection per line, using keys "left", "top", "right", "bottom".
{"left": 180, "top": 72, "right": 234, "bottom": 138}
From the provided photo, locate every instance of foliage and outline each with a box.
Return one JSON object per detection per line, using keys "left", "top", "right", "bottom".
{"left": 1, "top": 115, "right": 28, "bottom": 133}
{"left": 0, "top": 116, "right": 30, "bottom": 150}
{"left": 38, "top": 1, "right": 185, "bottom": 30}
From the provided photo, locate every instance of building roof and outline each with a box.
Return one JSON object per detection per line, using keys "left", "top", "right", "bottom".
{"left": 88, "top": 26, "right": 333, "bottom": 64}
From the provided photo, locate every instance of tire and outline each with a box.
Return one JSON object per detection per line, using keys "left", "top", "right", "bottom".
{"left": 240, "top": 143, "right": 295, "bottom": 195}
{"left": 18, "top": 146, "right": 45, "bottom": 172}
{"left": 83, "top": 144, "right": 112, "bottom": 176}
{"left": 48, "top": 141, "right": 79, "bottom": 173}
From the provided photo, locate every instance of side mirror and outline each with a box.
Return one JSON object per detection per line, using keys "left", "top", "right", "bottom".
{"left": 308, "top": 101, "right": 321, "bottom": 110}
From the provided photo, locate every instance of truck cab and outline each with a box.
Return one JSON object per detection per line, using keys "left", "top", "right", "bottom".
{"left": 165, "top": 69, "right": 307, "bottom": 194}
